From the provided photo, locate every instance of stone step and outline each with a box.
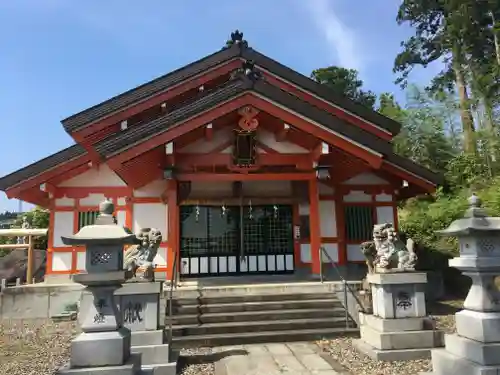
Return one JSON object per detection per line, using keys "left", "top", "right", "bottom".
{"left": 166, "top": 307, "right": 347, "bottom": 325}
{"left": 169, "top": 292, "right": 340, "bottom": 306}
{"left": 169, "top": 298, "right": 342, "bottom": 315}
{"left": 170, "top": 326, "right": 359, "bottom": 348}
{"left": 170, "top": 317, "right": 353, "bottom": 336}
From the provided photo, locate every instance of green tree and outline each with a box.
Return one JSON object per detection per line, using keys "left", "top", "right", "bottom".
{"left": 378, "top": 87, "right": 456, "bottom": 174}
{"left": 310, "top": 66, "right": 377, "bottom": 109}
{"left": 394, "top": 0, "right": 477, "bottom": 154}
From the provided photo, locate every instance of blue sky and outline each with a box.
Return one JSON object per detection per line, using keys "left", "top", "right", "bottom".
{"left": 0, "top": 0, "right": 442, "bottom": 212}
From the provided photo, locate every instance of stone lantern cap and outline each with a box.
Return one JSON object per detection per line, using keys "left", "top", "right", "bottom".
{"left": 61, "top": 199, "right": 139, "bottom": 246}
{"left": 437, "top": 194, "right": 500, "bottom": 237}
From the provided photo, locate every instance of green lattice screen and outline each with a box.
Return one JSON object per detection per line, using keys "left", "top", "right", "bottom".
{"left": 78, "top": 211, "right": 99, "bottom": 231}
{"left": 344, "top": 206, "right": 374, "bottom": 241}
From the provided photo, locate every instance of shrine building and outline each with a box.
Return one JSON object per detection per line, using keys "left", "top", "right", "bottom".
{"left": 0, "top": 31, "right": 442, "bottom": 283}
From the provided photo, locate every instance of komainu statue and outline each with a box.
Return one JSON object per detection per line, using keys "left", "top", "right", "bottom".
{"left": 124, "top": 228, "right": 162, "bottom": 281}
{"left": 361, "top": 223, "right": 417, "bottom": 273}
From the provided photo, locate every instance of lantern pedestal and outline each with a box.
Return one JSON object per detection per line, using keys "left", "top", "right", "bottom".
{"left": 354, "top": 272, "right": 444, "bottom": 361}
{"left": 55, "top": 200, "right": 141, "bottom": 375}
{"left": 422, "top": 194, "right": 500, "bottom": 374}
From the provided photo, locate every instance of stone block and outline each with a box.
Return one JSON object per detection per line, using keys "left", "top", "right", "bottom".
{"left": 131, "top": 330, "right": 164, "bottom": 346}
{"left": 431, "top": 348, "right": 500, "bottom": 375}
{"left": 360, "top": 325, "right": 443, "bottom": 350}
{"left": 455, "top": 309, "right": 500, "bottom": 343}
{"left": 56, "top": 353, "right": 140, "bottom": 375}
{"left": 369, "top": 272, "right": 427, "bottom": 319}
{"left": 444, "top": 333, "right": 500, "bottom": 366}
{"left": 353, "top": 338, "right": 433, "bottom": 361}
{"left": 131, "top": 344, "right": 171, "bottom": 365}
{"left": 70, "top": 328, "right": 131, "bottom": 368}
{"left": 367, "top": 272, "right": 427, "bottom": 285}
{"left": 359, "top": 312, "right": 424, "bottom": 332}
{"left": 141, "top": 363, "right": 177, "bottom": 375}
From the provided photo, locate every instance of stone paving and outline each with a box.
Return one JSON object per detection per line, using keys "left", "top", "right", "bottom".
{"left": 213, "top": 342, "right": 346, "bottom": 375}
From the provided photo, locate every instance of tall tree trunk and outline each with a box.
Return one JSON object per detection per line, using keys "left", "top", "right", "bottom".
{"left": 452, "top": 51, "right": 476, "bottom": 153}
{"left": 490, "top": 11, "right": 500, "bottom": 66}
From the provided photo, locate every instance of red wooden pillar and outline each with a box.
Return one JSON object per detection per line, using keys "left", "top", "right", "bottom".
{"left": 308, "top": 178, "right": 321, "bottom": 275}
{"left": 166, "top": 180, "right": 179, "bottom": 279}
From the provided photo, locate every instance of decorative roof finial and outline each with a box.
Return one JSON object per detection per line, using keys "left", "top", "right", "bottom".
{"left": 96, "top": 198, "right": 117, "bottom": 225}
{"left": 464, "top": 193, "right": 487, "bottom": 218}
{"left": 225, "top": 30, "right": 248, "bottom": 49}
{"left": 469, "top": 193, "right": 481, "bottom": 208}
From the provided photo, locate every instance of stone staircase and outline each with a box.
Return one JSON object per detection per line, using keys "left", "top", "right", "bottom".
{"left": 165, "top": 282, "right": 359, "bottom": 348}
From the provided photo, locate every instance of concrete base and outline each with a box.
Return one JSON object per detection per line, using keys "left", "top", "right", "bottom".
{"left": 455, "top": 310, "right": 500, "bottom": 343}
{"left": 70, "top": 328, "right": 131, "bottom": 368}
{"left": 431, "top": 348, "right": 500, "bottom": 375}
{"left": 360, "top": 325, "right": 444, "bottom": 350}
{"left": 359, "top": 312, "right": 424, "bottom": 332}
{"left": 141, "top": 362, "right": 177, "bottom": 375}
{"left": 131, "top": 344, "right": 171, "bottom": 365}
{"left": 131, "top": 330, "right": 164, "bottom": 346}
{"left": 444, "top": 333, "right": 500, "bottom": 366}
{"left": 353, "top": 338, "right": 433, "bottom": 361}
{"left": 56, "top": 353, "right": 140, "bottom": 375}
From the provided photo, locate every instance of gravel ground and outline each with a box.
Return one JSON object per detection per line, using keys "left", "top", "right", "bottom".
{"left": 317, "top": 299, "right": 463, "bottom": 375}
{"left": 178, "top": 347, "right": 215, "bottom": 375}
{"left": 0, "top": 319, "right": 78, "bottom": 375}
{"left": 0, "top": 300, "right": 462, "bottom": 375}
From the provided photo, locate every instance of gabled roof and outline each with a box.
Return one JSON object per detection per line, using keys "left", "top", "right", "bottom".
{"left": 61, "top": 32, "right": 400, "bottom": 137}
{"left": 0, "top": 144, "right": 86, "bottom": 191}
{"left": 92, "top": 70, "right": 441, "bottom": 186}
{"left": 61, "top": 45, "right": 242, "bottom": 133}
{"left": 93, "top": 73, "right": 393, "bottom": 159}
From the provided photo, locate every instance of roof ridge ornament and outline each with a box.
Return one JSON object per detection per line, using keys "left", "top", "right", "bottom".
{"left": 230, "top": 60, "right": 263, "bottom": 84}
{"left": 224, "top": 29, "right": 249, "bottom": 49}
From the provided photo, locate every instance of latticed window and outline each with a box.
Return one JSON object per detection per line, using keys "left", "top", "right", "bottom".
{"left": 78, "top": 211, "right": 99, "bottom": 230}
{"left": 344, "top": 206, "right": 375, "bottom": 242}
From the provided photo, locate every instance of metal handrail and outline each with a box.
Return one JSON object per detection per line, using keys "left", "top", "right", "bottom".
{"left": 166, "top": 250, "right": 179, "bottom": 344}
{"left": 319, "top": 246, "right": 366, "bottom": 328}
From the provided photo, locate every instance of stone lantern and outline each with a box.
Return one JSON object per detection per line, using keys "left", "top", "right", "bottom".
{"left": 426, "top": 194, "right": 500, "bottom": 374}
{"left": 56, "top": 199, "right": 141, "bottom": 374}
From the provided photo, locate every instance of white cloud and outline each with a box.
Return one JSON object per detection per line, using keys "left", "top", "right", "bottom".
{"left": 301, "top": 0, "right": 362, "bottom": 72}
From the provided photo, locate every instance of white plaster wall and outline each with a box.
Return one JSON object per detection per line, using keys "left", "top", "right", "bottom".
{"left": 256, "top": 130, "right": 309, "bottom": 153}
{"left": 55, "top": 197, "right": 75, "bottom": 207}
{"left": 153, "top": 247, "right": 168, "bottom": 268}
{"left": 58, "top": 164, "right": 126, "bottom": 187}
{"left": 376, "top": 206, "right": 395, "bottom": 225}
{"left": 319, "top": 201, "right": 337, "bottom": 237}
{"left": 133, "top": 203, "right": 167, "bottom": 237}
{"left": 300, "top": 243, "right": 339, "bottom": 263}
{"left": 133, "top": 180, "right": 166, "bottom": 197}
{"left": 52, "top": 252, "right": 72, "bottom": 271}
{"left": 116, "top": 211, "right": 127, "bottom": 228}
{"left": 178, "top": 128, "right": 232, "bottom": 153}
{"left": 53, "top": 212, "right": 74, "bottom": 247}
{"left": 300, "top": 244, "right": 311, "bottom": 263}
{"left": 241, "top": 181, "right": 292, "bottom": 196}
{"left": 76, "top": 251, "right": 86, "bottom": 271}
{"left": 375, "top": 193, "right": 393, "bottom": 202}
{"left": 347, "top": 244, "right": 365, "bottom": 261}
{"left": 321, "top": 244, "right": 339, "bottom": 263}
{"left": 343, "top": 172, "right": 389, "bottom": 185}
{"left": 80, "top": 193, "right": 107, "bottom": 206}
{"left": 343, "top": 190, "right": 372, "bottom": 203}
